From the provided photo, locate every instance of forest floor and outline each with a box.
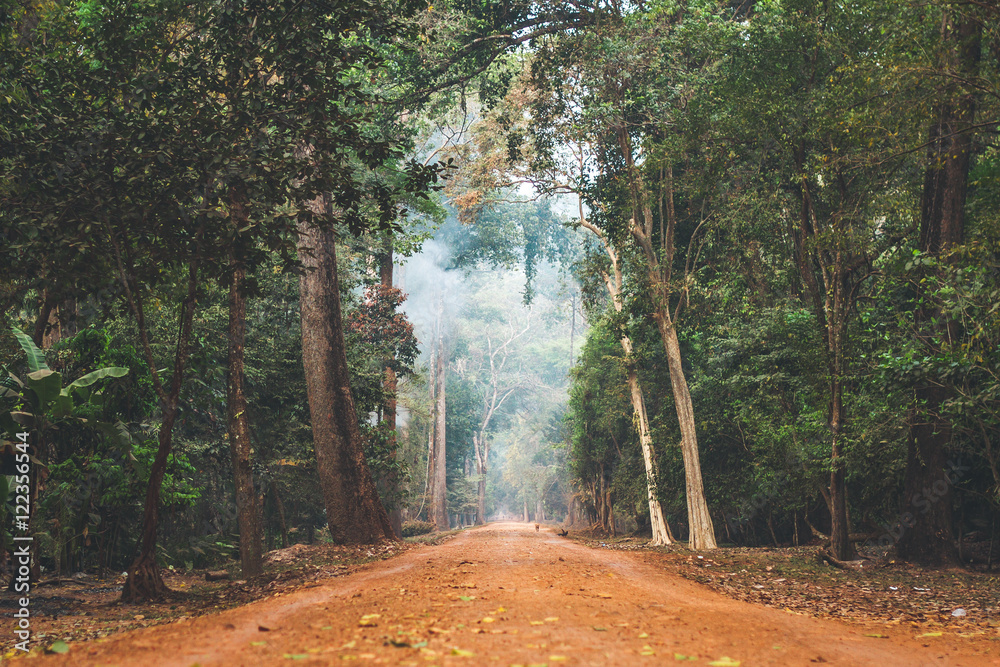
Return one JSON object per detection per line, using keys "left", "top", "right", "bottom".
{"left": 4, "top": 522, "right": 997, "bottom": 666}
{"left": 576, "top": 534, "right": 999, "bottom": 630}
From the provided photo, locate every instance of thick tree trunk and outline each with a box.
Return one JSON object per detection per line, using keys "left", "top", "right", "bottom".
{"left": 297, "top": 222, "right": 394, "bottom": 544}
{"left": 898, "top": 11, "right": 979, "bottom": 566}
{"left": 379, "top": 242, "right": 403, "bottom": 538}
{"left": 432, "top": 328, "right": 448, "bottom": 531}
{"left": 227, "top": 251, "right": 264, "bottom": 578}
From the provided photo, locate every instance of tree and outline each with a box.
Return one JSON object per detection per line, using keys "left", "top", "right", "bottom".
{"left": 298, "top": 221, "right": 395, "bottom": 543}
{"left": 898, "top": 2, "right": 985, "bottom": 565}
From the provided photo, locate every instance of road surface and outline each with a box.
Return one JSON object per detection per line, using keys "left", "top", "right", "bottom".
{"left": 46, "top": 523, "right": 998, "bottom": 666}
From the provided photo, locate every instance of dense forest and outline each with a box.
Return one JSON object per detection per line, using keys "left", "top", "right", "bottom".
{"left": 1, "top": 0, "right": 999, "bottom": 623}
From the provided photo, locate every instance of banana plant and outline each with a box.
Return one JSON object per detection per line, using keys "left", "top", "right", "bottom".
{"left": 1, "top": 328, "right": 130, "bottom": 573}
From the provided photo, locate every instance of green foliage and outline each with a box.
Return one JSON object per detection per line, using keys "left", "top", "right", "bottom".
{"left": 401, "top": 520, "right": 435, "bottom": 537}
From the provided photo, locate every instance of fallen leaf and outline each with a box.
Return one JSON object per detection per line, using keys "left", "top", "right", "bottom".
{"left": 864, "top": 633, "right": 888, "bottom": 639}
{"left": 459, "top": 595, "right": 475, "bottom": 601}
{"left": 638, "top": 632, "right": 649, "bottom": 638}
{"left": 918, "top": 632, "right": 943, "bottom": 638}
{"left": 250, "top": 641, "right": 267, "bottom": 647}
{"left": 530, "top": 621, "right": 545, "bottom": 626}
{"left": 481, "top": 617, "right": 496, "bottom": 623}
{"left": 592, "top": 626, "right": 607, "bottom": 631}
{"left": 283, "top": 654, "right": 309, "bottom": 660}
{"left": 708, "top": 658, "right": 741, "bottom": 667}
{"left": 46, "top": 641, "right": 70, "bottom": 655}
{"left": 640, "top": 645, "right": 656, "bottom": 656}
{"left": 544, "top": 617, "right": 559, "bottom": 623}
{"left": 451, "top": 648, "right": 474, "bottom": 657}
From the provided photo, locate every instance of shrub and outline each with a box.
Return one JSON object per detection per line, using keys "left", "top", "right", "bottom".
{"left": 401, "top": 520, "right": 435, "bottom": 537}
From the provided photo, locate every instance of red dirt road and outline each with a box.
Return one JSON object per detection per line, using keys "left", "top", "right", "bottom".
{"left": 40, "top": 523, "right": 999, "bottom": 666}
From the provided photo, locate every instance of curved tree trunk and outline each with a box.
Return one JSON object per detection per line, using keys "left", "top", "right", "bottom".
{"left": 615, "top": 124, "right": 716, "bottom": 550}
{"left": 297, "top": 222, "right": 394, "bottom": 544}
{"left": 624, "top": 359, "right": 673, "bottom": 546}
{"left": 121, "top": 260, "right": 200, "bottom": 602}
{"left": 579, "top": 214, "right": 674, "bottom": 547}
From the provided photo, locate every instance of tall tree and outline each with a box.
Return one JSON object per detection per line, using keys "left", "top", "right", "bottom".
{"left": 299, "top": 221, "right": 395, "bottom": 543}
{"left": 432, "top": 309, "right": 449, "bottom": 531}
{"left": 898, "top": 3, "right": 984, "bottom": 564}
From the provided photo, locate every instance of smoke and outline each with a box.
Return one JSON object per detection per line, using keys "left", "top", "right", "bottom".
{"left": 397, "top": 238, "right": 467, "bottom": 347}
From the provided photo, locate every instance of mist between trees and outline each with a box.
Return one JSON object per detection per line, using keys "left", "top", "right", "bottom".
{"left": 2, "top": 0, "right": 999, "bottom": 606}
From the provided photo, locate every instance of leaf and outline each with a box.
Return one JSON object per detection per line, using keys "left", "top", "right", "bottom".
{"left": 283, "top": 654, "right": 309, "bottom": 660}
{"left": 62, "top": 367, "right": 129, "bottom": 395}
{"left": 411, "top": 641, "right": 427, "bottom": 648}
{"left": 592, "top": 626, "right": 607, "bottom": 631}
{"left": 46, "top": 640, "right": 70, "bottom": 655}
{"left": 12, "top": 328, "right": 48, "bottom": 373}
{"left": 674, "top": 655, "right": 697, "bottom": 661}
{"left": 918, "top": 632, "right": 943, "bottom": 638}
{"left": 26, "top": 368, "right": 63, "bottom": 409}
{"left": 640, "top": 645, "right": 656, "bottom": 656}
{"left": 708, "top": 658, "right": 741, "bottom": 666}
{"left": 864, "top": 633, "right": 888, "bottom": 638}
{"left": 459, "top": 595, "right": 474, "bottom": 601}
{"left": 450, "top": 648, "right": 474, "bottom": 657}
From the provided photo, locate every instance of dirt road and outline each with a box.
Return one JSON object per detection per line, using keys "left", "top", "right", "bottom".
{"left": 44, "top": 523, "right": 998, "bottom": 666}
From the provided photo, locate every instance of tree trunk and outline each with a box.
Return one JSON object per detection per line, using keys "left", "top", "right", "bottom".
{"left": 121, "top": 260, "right": 200, "bottom": 602}
{"left": 379, "top": 241, "right": 403, "bottom": 539}
{"left": 425, "top": 331, "right": 437, "bottom": 522}
{"left": 616, "top": 125, "right": 715, "bottom": 550}
{"left": 580, "top": 215, "right": 674, "bottom": 547}
{"left": 898, "top": 10, "right": 979, "bottom": 566}
{"left": 297, "top": 221, "right": 394, "bottom": 544}
{"left": 828, "top": 358, "right": 855, "bottom": 560}
{"left": 227, "top": 246, "right": 264, "bottom": 578}
{"left": 625, "top": 359, "right": 673, "bottom": 546}
{"left": 432, "top": 326, "right": 448, "bottom": 531}
{"left": 657, "top": 309, "right": 717, "bottom": 549}
{"left": 474, "top": 433, "right": 487, "bottom": 525}
{"left": 32, "top": 289, "right": 55, "bottom": 347}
